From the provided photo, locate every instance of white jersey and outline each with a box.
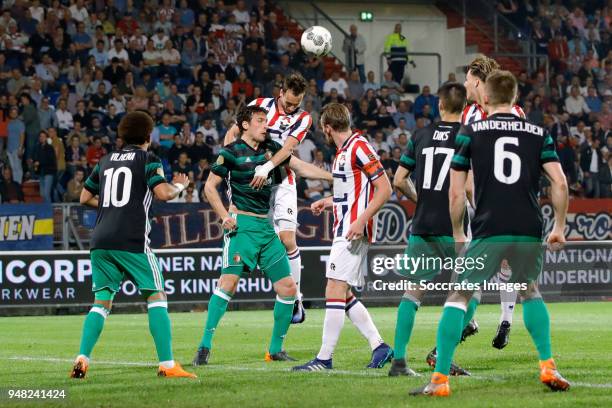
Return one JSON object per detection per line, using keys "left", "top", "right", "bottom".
{"left": 248, "top": 97, "right": 312, "bottom": 185}
{"left": 461, "top": 103, "right": 525, "bottom": 124}
{"left": 331, "top": 132, "right": 385, "bottom": 243}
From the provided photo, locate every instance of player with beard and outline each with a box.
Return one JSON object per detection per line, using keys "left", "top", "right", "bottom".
{"left": 292, "top": 103, "right": 395, "bottom": 371}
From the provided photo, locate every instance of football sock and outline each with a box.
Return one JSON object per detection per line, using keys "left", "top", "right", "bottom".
{"left": 147, "top": 300, "right": 173, "bottom": 363}
{"left": 500, "top": 291, "right": 518, "bottom": 324}
{"left": 317, "top": 299, "right": 346, "bottom": 360}
{"left": 434, "top": 303, "right": 466, "bottom": 376}
{"left": 78, "top": 304, "right": 108, "bottom": 358}
{"left": 523, "top": 297, "right": 552, "bottom": 361}
{"left": 393, "top": 295, "right": 419, "bottom": 360}
{"left": 269, "top": 295, "right": 296, "bottom": 354}
{"left": 462, "top": 296, "right": 479, "bottom": 330}
{"left": 345, "top": 296, "right": 384, "bottom": 350}
{"left": 288, "top": 249, "right": 301, "bottom": 299}
{"left": 199, "top": 288, "right": 232, "bottom": 349}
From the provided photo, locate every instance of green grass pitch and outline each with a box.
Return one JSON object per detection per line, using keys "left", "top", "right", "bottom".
{"left": 1, "top": 302, "right": 611, "bottom": 407}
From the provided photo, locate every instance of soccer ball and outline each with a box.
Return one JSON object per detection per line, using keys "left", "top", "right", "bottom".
{"left": 300, "top": 26, "right": 332, "bottom": 57}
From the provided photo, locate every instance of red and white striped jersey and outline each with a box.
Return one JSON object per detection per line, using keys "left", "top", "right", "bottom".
{"left": 461, "top": 103, "right": 526, "bottom": 124}
{"left": 249, "top": 97, "right": 312, "bottom": 144}
{"left": 248, "top": 97, "right": 312, "bottom": 185}
{"left": 331, "top": 132, "right": 385, "bottom": 243}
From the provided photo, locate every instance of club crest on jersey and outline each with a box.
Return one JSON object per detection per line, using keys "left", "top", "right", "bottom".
{"left": 265, "top": 150, "right": 273, "bottom": 160}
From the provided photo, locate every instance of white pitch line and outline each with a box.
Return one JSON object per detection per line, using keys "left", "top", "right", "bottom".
{"left": 3, "top": 356, "right": 612, "bottom": 388}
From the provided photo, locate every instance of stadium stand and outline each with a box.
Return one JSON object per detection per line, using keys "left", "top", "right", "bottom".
{"left": 0, "top": 0, "right": 609, "bottom": 205}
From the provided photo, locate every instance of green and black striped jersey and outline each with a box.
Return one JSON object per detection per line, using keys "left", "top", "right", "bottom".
{"left": 450, "top": 113, "right": 559, "bottom": 239}
{"left": 211, "top": 138, "right": 288, "bottom": 215}
{"left": 84, "top": 146, "right": 167, "bottom": 252}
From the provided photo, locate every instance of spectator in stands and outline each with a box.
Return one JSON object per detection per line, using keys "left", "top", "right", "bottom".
{"left": 323, "top": 71, "right": 349, "bottom": 98}
{"left": 172, "top": 151, "right": 194, "bottom": 179}
{"left": 414, "top": 86, "right": 438, "bottom": 118}
{"left": 65, "top": 135, "right": 86, "bottom": 176}
{"left": 276, "top": 27, "right": 296, "bottom": 55}
{"left": 20, "top": 93, "right": 41, "bottom": 160}
{"left": 600, "top": 152, "right": 612, "bottom": 198}
{"left": 346, "top": 70, "right": 364, "bottom": 101}
{"left": 86, "top": 137, "right": 106, "bottom": 169}
{"left": 33, "top": 130, "right": 57, "bottom": 202}
{"left": 64, "top": 167, "right": 85, "bottom": 202}
{"left": 342, "top": 24, "right": 367, "bottom": 82}
{"left": 0, "top": 166, "right": 24, "bottom": 203}
{"left": 193, "top": 156, "right": 210, "bottom": 187}
{"left": 565, "top": 85, "right": 591, "bottom": 125}
{"left": 363, "top": 71, "right": 380, "bottom": 93}
{"left": 580, "top": 135, "right": 602, "bottom": 197}
{"left": 6, "top": 106, "right": 24, "bottom": 183}
{"left": 384, "top": 23, "right": 410, "bottom": 84}
{"left": 370, "top": 130, "right": 391, "bottom": 154}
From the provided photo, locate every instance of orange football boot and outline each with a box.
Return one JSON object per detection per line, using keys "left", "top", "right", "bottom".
{"left": 409, "top": 372, "right": 451, "bottom": 397}
{"left": 70, "top": 355, "right": 89, "bottom": 379}
{"left": 540, "top": 359, "right": 570, "bottom": 391}
{"left": 158, "top": 362, "right": 197, "bottom": 378}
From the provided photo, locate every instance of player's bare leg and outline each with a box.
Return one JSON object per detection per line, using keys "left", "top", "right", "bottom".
{"left": 519, "top": 282, "right": 570, "bottom": 391}
{"left": 279, "top": 230, "right": 305, "bottom": 324}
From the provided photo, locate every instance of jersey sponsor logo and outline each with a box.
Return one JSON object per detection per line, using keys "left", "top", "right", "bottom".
{"left": 433, "top": 130, "right": 450, "bottom": 141}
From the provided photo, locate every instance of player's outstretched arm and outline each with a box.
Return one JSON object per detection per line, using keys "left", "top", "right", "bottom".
{"left": 449, "top": 169, "right": 468, "bottom": 242}
{"left": 543, "top": 161, "right": 568, "bottom": 250}
{"left": 153, "top": 174, "right": 190, "bottom": 201}
{"left": 346, "top": 174, "right": 392, "bottom": 240}
{"left": 250, "top": 137, "right": 300, "bottom": 189}
{"left": 393, "top": 166, "right": 417, "bottom": 203}
{"left": 204, "top": 172, "right": 236, "bottom": 231}
{"left": 223, "top": 124, "right": 240, "bottom": 146}
{"left": 79, "top": 189, "right": 98, "bottom": 208}
{"left": 288, "top": 156, "right": 333, "bottom": 182}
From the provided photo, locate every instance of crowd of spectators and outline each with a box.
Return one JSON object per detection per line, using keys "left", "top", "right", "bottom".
{"left": 0, "top": 0, "right": 609, "bottom": 205}
{"left": 501, "top": 0, "right": 611, "bottom": 197}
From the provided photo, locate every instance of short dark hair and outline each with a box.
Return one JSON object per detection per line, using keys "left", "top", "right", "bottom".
{"left": 485, "top": 70, "right": 518, "bottom": 106}
{"left": 236, "top": 105, "right": 268, "bottom": 133}
{"left": 282, "top": 73, "right": 307, "bottom": 96}
{"left": 438, "top": 82, "right": 467, "bottom": 114}
{"left": 118, "top": 111, "right": 155, "bottom": 145}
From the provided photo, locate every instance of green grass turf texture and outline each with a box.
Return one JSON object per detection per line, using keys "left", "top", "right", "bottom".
{"left": 0, "top": 302, "right": 611, "bottom": 408}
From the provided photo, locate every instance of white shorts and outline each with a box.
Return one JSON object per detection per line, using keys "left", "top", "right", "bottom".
{"left": 269, "top": 180, "right": 298, "bottom": 233}
{"left": 326, "top": 237, "right": 369, "bottom": 287}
